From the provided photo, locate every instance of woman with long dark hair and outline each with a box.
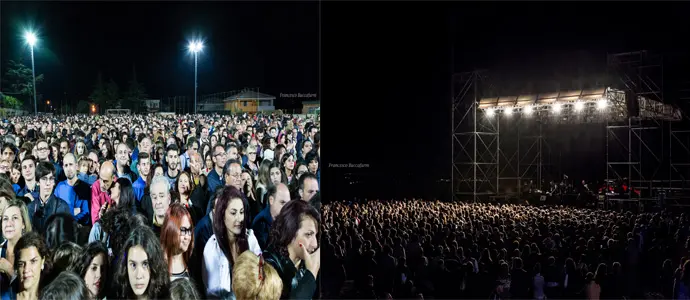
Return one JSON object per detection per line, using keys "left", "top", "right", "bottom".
{"left": 112, "top": 226, "right": 170, "bottom": 299}
{"left": 202, "top": 186, "right": 261, "bottom": 298}
{"left": 281, "top": 154, "right": 295, "bottom": 185}
{"left": 263, "top": 200, "right": 321, "bottom": 299}
{"left": 76, "top": 242, "right": 108, "bottom": 300}
{"left": 160, "top": 203, "right": 194, "bottom": 281}
{"left": 99, "top": 139, "right": 115, "bottom": 163}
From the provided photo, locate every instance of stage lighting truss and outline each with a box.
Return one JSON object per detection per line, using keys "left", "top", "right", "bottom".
{"left": 483, "top": 99, "right": 607, "bottom": 117}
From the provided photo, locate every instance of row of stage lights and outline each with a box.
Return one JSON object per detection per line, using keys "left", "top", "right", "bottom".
{"left": 484, "top": 99, "right": 608, "bottom": 117}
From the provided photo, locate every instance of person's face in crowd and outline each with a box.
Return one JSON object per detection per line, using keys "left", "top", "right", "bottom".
{"left": 51, "top": 145, "right": 59, "bottom": 160}
{"left": 249, "top": 139, "right": 258, "bottom": 149}
{"left": 156, "top": 148, "right": 164, "bottom": 162}
{"left": 63, "top": 155, "right": 77, "bottom": 180}
{"left": 302, "top": 141, "right": 313, "bottom": 156}
{"left": 2, "top": 147, "right": 15, "bottom": 163}
{"left": 189, "top": 143, "right": 199, "bottom": 155}
{"left": 279, "top": 135, "right": 286, "bottom": 146}
{"left": 127, "top": 245, "right": 150, "bottom": 297}
{"left": 241, "top": 172, "right": 252, "bottom": 190}
{"left": 247, "top": 148, "right": 257, "bottom": 163}
{"left": 202, "top": 145, "right": 210, "bottom": 157}
{"left": 205, "top": 156, "right": 213, "bottom": 170}
{"left": 284, "top": 155, "right": 295, "bottom": 171}
{"left": 121, "top": 134, "right": 128, "bottom": 144}
{"left": 212, "top": 147, "right": 227, "bottom": 170}
{"left": 88, "top": 153, "right": 100, "bottom": 174}
{"left": 151, "top": 182, "right": 171, "bottom": 217}
{"left": 2, "top": 206, "right": 25, "bottom": 241}
{"left": 76, "top": 143, "right": 86, "bottom": 156}
{"left": 59, "top": 142, "right": 69, "bottom": 157}
{"left": 210, "top": 135, "right": 218, "bottom": 147}
{"left": 139, "top": 158, "right": 151, "bottom": 178}
{"left": 257, "top": 131, "right": 264, "bottom": 141}
{"left": 0, "top": 160, "right": 10, "bottom": 174}
{"left": 269, "top": 138, "right": 277, "bottom": 150}
{"left": 116, "top": 144, "right": 130, "bottom": 166}
{"left": 296, "top": 165, "right": 308, "bottom": 180}
{"left": 167, "top": 137, "right": 176, "bottom": 147}
{"left": 140, "top": 138, "right": 152, "bottom": 155}
{"left": 225, "top": 164, "right": 243, "bottom": 190}
{"left": 308, "top": 159, "right": 319, "bottom": 174}
{"left": 36, "top": 142, "right": 50, "bottom": 161}
{"left": 178, "top": 173, "right": 191, "bottom": 195}
{"left": 179, "top": 215, "right": 192, "bottom": 253}
{"left": 270, "top": 128, "right": 278, "bottom": 138}
{"left": 153, "top": 166, "right": 164, "bottom": 177}
{"left": 270, "top": 185, "right": 290, "bottom": 218}
{"left": 99, "top": 170, "right": 114, "bottom": 193}
{"left": 21, "top": 159, "right": 36, "bottom": 182}
{"left": 10, "top": 167, "right": 21, "bottom": 184}
{"left": 39, "top": 172, "right": 56, "bottom": 197}
{"left": 300, "top": 178, "right": 319, "bottom": 202}
{"left": 270, "top": 167, "right": 282, "bottom": 185}
{"left": 134, "top": 127, "right": 142, "bottom": 137}
{"left": 84, "top": 253, "right": 105, "bottom": 299}
{"left": 190, "top": 156, "right": 201, "bottom": 175}
{"left": 110, "top": 182, "right": 121, "bottom": 205}
{"left": 17, "top": 246, "right": 45, "bottom": 292}
{"left": 310, "top": 127, "right": 318, "bottom": 139}
{"left": 225, "top": 198, "right": 245, "bottom": 237}
{"left": 166, "top": 150, "right": 179, "bottom": 171}
{"left": 113, "top": 140, "right": 121, "bottom": 149}
{"left": 290, "top": 215, "right": 319, "bottom": 257}
{"left": 201, "top": 128, "right": 209, "bottom": 140}
{"left": 226, "top": 147, "right": 238, "bottom": 161}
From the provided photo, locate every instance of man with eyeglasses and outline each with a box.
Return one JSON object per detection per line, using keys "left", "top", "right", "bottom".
{"left": 207, "top": 145, "right": 227, "bottom": 195}
{"left": 27, "top": 161, "right": 70, "bottom": 233}
{"left": 15, "top": 156, "right": 39, "bottom": 201}
{"left": 205, "top": 159, "right": 242, "bottom": 214}
{"left": 35, "top": 139, "right": 63, "bottom": 182}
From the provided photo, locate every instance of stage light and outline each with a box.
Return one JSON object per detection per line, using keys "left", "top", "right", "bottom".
{"left": 523, "top": 106, "right": 533, "bottom": 115}
{"left": 552, "top": 103, "right": 562, "bottom": 113}
{"left": 504, "top": 107, "right": 512, "bottom": 115}
{"left": 597, "top": 99, "right": 607, "bottom": 110}
{"left": 486, "top": 108, "right": 495, "bottom": 117}
{"left": 574, "top": 101, "right": 584, "bottom": 112}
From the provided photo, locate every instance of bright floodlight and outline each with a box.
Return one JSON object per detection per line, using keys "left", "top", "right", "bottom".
{"left": 486, "top": 108, "right": 495, "bottom": 117}
{"left": 188, "top": 41, "right": 203, "bottom": 53}
{"left": 597, "top": 99, "right": 607, "bottom": 110}
{"left": 552, "top": 103, "right": 562, "bottom": 113}
{"left": 574, "top": 101, "right": 585, "bottom": 112}
{"left": 524, "top": 105, "right": 533, "bottom": 115}
{"left": 504, "top": 107, "right": 512, "bottom": 115}
{"left": 25, "top": 32, "right": 37, "bottom": 46}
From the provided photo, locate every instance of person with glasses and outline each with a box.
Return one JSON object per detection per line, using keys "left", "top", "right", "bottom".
{"left": 207, "top": 145, "right": 227, "bottom": 195}
{"left": 160, "top": 203, "right": 194, "bottom": 282}
{"left": 27, "top": 161, "right": 71, "bottom": 233}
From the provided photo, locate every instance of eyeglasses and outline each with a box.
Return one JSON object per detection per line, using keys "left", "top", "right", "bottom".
{"left": 180, "top": 227, "right": 192, "bottom": 236}
{"left": 214, "top": 152, "right": 226, "bottom": 158}
{"left": 40, "top": 176, "right": 55, "bottom": 183}
{"left": 37, "top": 147, "right": 49, "bottom": 152}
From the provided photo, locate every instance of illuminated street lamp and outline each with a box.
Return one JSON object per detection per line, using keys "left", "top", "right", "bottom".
{"left": 24, "top": 31, "right": 38, "bottom": 115}
{"left": 187, "top": 40, "right": 203, "bottom": 114}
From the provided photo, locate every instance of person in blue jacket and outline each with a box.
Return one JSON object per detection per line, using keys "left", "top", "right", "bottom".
{"left": 53, "top": 153, "right": 91, "bottom": 225}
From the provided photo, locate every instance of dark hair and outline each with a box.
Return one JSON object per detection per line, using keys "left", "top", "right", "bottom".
{"left": 45, "top": 213, "right": 79, "bottom": 249}
{"left": 14, "top": 231, "right": 52, "bottom": 289}
{"left": 113, "top": 177, "right": 135, "bottom": 211}
{"left": 299, "top": 173, "right": 318, "bottom": 191}
{"left": 35, "top": 160, "right": 56, "bottom": 181}
{"left": 267, "top": 199, "right": 320, "bottom": 258}
{"left": 166, "top": 143, "right": 180, "bottom": 155}
{"left": 76, "top": 241, "right": 109, "bottom": 298}
{"left": 101, "top": 140, "right": 115, "bottom": 161}
{"left": 170, "top": 278, "right": 202, "bottom": 300}
{"left": 112, "top": 226, "right": 170, "bottom": 299}
{"left": 52, "top": 241, "right": 83, "bottom": 274}
{"left": 101, "top": 209, "right": 141, "bottom": 260}
{"left": 138, "top": 152, "right": 150, "bottom": 164}
{"left": 147, "top": 163, "right": 164, "bottom": 188}
{"left": 39, "top": 271, "right": 90, "bottom": 300}
{"left": 213, "top": 186, "right": 250, "bottom": 267}
{"left": 223, "top": 159, "right": 242, "bottom": 177}
{"left": 305, "top": 150, "right": 319, "bottom": 165}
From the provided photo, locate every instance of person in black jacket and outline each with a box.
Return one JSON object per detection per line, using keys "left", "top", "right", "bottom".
{"left": 27, "top": 161, "right": 71, "bottom": 233}
{"left": 263, "top": 199, "right": 321, "bottom": 299}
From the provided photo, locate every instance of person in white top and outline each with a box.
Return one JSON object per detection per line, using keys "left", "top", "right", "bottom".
{"left": 203, "top": 186, "right": 261, "bottom": 299}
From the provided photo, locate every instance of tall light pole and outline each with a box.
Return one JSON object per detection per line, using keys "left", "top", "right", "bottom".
{"left": 25, "top": 32, "right": 38, "bottom": 115}
{"left": 187, "top": 40, "right": 203, "bottom": 115}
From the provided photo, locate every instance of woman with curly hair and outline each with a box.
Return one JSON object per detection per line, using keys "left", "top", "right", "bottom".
{"left": 203, "top": 186, "right": 261, "bottom": 298}
{"left": 111, "top": 225, "right": 170, "bottom": 299}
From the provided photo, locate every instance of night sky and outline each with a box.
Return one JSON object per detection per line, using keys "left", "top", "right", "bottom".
{"left": 3, "top": 2, "right": 690, "bottom": 201}
{"left": 1, "top": 2, "right": 319, "bottom": 110}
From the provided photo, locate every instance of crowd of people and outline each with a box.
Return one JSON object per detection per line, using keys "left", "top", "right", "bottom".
{"left": 0, "top": 112, "right": 320, "bottom": 300}
{"left": 322, "top": 200, "right": 690, "bottom": 299}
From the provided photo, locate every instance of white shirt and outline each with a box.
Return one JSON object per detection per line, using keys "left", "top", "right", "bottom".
{"left": 202, "top": 229, "right": 262, "bottom": 298}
